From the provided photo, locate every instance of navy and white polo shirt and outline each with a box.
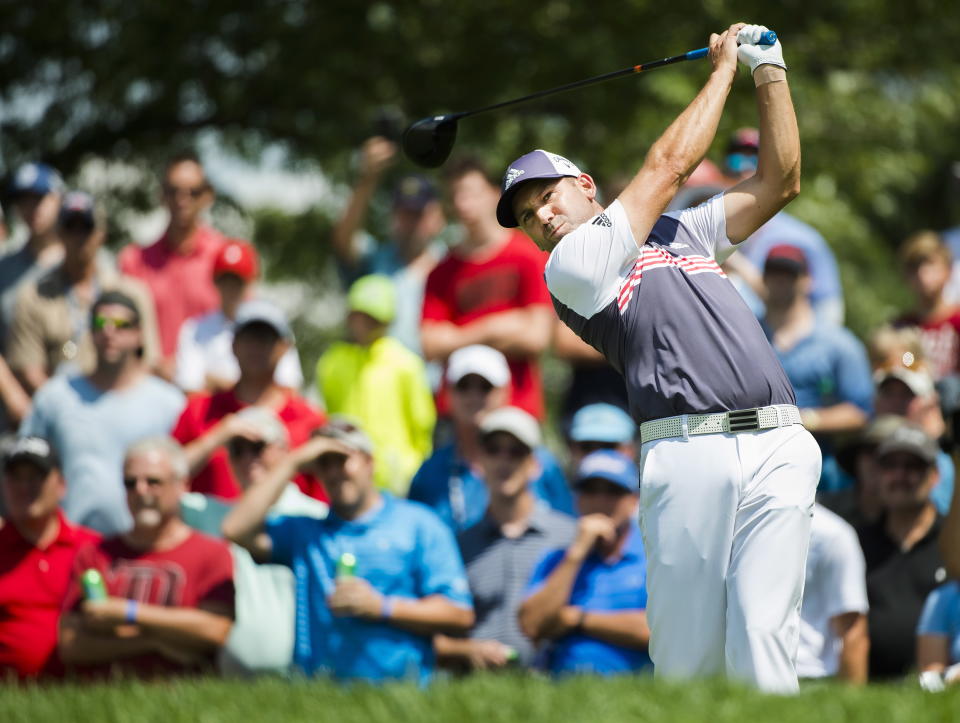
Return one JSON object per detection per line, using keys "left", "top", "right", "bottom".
{"left": 546, "top": 194, "right": 795, "bottom": 423}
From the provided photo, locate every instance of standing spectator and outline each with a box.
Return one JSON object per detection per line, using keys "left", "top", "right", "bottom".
{"left": 422, "top": 158, "right": 553, "bottom": 419}
{"left": 436, "top": 406, "right": 576, "bottom": 670}
{"left": 174, "top": 300, "right": 325, "bottom": 500}
{"left": 519, "top": 451, "right": 651, "bottom": 676}
{"left": 566, "top": 403, "right": 637, "bottom": 471}
{"left": 119, "top": 151, "right": 225, "bottom": 378}
{"left": 223, "top": 420, "right": 474, "bottom": 683}
{"left": 175, "top": 239, "right": 302, "bottom": 393}
{"left": 330, "top": 137, "right": 447, "bottom": 355}
{"left": 797, "top": 504, "right": 870, "bottom": 684}
{"left": 8, "top": 191, "right": 160, "bottom": 394}
{"left": 762, "top": 243, "right": 873, "bottom": 492}
{"left": 408, "top": 345, "right": 573, "bottom": 533}
{"left": 317, "top": 274, "right": 435, "bottom": 495}
{"left": 59, "top": 437, "right": 234, "bottom": 678}
{"left": 0, "top": 437, "right": 99, "bottom": 679}
{"left": 858, "top": 422, "right": 948, "bottom": 679}
{"left": 180, "top": 406, "right": 326, "bottom": 674}
{"left": 20, "top": 291, "right": 185, "bottom": 535}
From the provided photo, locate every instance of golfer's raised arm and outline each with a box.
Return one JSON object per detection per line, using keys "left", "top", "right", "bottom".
{"left": 723, "top": 27, "right": 801, "bottom": 243}
{"left": 616, "top": 23, "right": 743, "bottom": 245}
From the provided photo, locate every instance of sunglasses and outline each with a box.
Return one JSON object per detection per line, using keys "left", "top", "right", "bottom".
{"left": 454, "top": 377, "right": 494, "bottom": 394}
{"left": 163, "top": 184, "right": 209, "bottom": 199}
{"left": 572, "top": 440, "right": 620, "bottom": 454}
{"left": 123, "top": 475, "right": 166, "bottom": 490}
{"left": 93, "top": 315, "right": 138, "bottom": 331}
{"left": 229, "top": 439, "right": 267, "bottom": 458}
{"left": 481, "top": 441, "right": 529, "bottom": 460}
{"left": 61, "top": 219, "right": 95, "bottom": 234}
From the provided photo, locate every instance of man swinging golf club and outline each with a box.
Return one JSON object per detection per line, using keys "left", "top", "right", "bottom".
{"left": 497, "top": 24, "right": 820, "bottom": 693}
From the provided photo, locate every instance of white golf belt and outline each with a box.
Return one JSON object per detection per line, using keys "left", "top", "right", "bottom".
{"left": 640, "top": 404, "right": 803, "bottom": 444}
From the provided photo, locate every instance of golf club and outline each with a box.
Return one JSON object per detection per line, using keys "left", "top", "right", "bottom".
{"left": 402, "top": 31, "right": 777, "bottom": 168}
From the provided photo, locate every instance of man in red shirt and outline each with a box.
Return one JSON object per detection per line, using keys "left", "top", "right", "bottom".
{"left": 0, "top": 437, "right": 99, "bottom": 679}
{"left": 59, "top": 436, "right": 234, "bottom": 678}
{"left": 174, "top": 300, "right": 327, "bottom": 500}
{"left": 119, "top": 151, "right": 225, "bottom": 378}
{"left": 421, "top": 158, "right": 553, "bottom": 419}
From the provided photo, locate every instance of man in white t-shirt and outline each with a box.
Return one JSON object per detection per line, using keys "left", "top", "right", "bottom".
{"left": 175, "top": 240, "right": 302, "bottom": 392}
{"left": 797, "top": 503, "right": 870, "bottom": 683}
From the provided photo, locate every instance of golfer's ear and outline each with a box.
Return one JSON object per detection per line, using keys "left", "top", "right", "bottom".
{"left": 575, "top": 173, "right": 598, "bottom": 201}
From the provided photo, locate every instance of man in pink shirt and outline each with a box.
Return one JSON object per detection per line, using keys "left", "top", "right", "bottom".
{"left": 119, "top": 152, "right": 225, "bottom": 379}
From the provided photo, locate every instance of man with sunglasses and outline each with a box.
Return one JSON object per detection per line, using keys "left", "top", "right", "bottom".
{"left": 60, "top": 436, "right": 234, "bottom": 678}
{"left": 21, "top": 290, "right": 185, "bottom": 535}
{"left": 8, "top": 191, "right": 160, "bottom": 394}
{"left": 119, "top": 151, "right": 226, "bottom": 379}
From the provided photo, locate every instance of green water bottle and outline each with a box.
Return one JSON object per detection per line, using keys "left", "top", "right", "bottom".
{"left": 336, "top": 552, "right": 357, "bottom": 578}
{"left": 81, "top": 569, "right": 108, "bottom": 601}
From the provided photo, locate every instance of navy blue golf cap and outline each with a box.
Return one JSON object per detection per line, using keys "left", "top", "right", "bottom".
{"left": 10, "top": 162, "right": 64, "bottom": 198}
{"left": 574, "top": 450, "right": 639, "bottom": 494}
{"left": 496, "top": 150, "right": 583, "bottom": 228}
{"left": 58, "top": 191, "right": 100, "bottom": 229}
{"left": 392, "top": 174, "right": 438, "bottom": 212}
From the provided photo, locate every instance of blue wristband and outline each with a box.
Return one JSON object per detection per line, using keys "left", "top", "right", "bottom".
{"left": 125, "top": 599, "right": 139, "bottom": 624}
{"left": 380, "top": 596, "right": 394, "bottom": 621}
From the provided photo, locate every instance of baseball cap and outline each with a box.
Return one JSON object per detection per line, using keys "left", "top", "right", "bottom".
{"left": 570, "top": 403, "right": 636, "bottom": 444}
{"left": 58, "top": 191, "right": 102, "bottom": 231}
{"left": 234, "top": 299, "right": 294, "bottom": 341}
{"left": 214, "top": 240, "right": 259, "bottom": 282}
{"left": 9, "top": 162, "right": 64, "bottom": 198}
{"left": 446, "top": 344, "right": 511, "bottom": 388}
{"left": 875, "top": 367, "right": 935, "bottom": 398}
{"left": 496, "top": 149, "right": 583, "bottom": 228}
{"left": 232, "top": 406, "right": 289, "bottom": 447}
{"left": 479, "top": 406, "right": 541, "bottom": 450}
{"left": 347, "top": 274, "right": 396, "bottom": 325}
{"left": 313, "top": 416, "right": 375, "bottom": 456}
{"left": 4, "top": 436, "right": 60, "bottom": 473}
{"left": 92, "top": 289, "right": 141, "bottom": 326}
{"left": 875, "top": 422, "right": 938, "bottom": 466}
{"left": 726, "top": 128, "right": 760, "bottom": 153}
{"left": 764, "top": 244, "right": 808, "bottom": 274}
{"left": 392, "top": 174, "right": 438, "bottom": 212}
{"left": 574, "top": 450, "right": 639, "bottom": 493}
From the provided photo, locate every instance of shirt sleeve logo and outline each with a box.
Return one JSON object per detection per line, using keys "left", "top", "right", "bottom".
{"left": 591, "top": 213, "right": 612, "bottom": 228}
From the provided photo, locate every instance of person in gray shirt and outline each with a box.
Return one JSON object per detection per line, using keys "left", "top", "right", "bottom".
{"left": 435, "top": 406, "right": 575, "bottom": 670}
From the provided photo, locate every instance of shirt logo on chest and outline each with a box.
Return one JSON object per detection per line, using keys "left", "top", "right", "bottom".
{"left": 617, "top": 245, "right": 726, "bottom": 313}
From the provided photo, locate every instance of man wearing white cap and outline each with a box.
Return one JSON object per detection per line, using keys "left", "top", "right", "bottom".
{"left": 408, "top": 344, "right": 572, "bottom": 533}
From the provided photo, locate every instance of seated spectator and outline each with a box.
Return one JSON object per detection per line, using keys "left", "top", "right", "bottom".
{"left": 857, "top": 422, "right": 949, "bottom": 679}
{"left": 797, "top": 503, "right": 869, "bottom": 684}
{"left": 762, "top": 244, "right": 872, "bottom": 493}
{"left": 408, "top": 345, "right": 572, "bottom": 533}
{"left": 180, "top": 406, "right": 326, "bottom": 675}
{"left": 519, "top": 451, "right": 651, "bottom": 676}
{"left": 175, "top": 239, "right": 302, "bottom": 393}
{"left": 223, "top": 419, "right": 473, "bottom": 683}
{"left": 119, "top": 151, "right": 226, "bottom": 378}
{"left": 20, "top": 291, "right": 185, "bottom": 535}
{"left": 436, "top": 407, "right": 576, "bottom": 670}
{"left": 566, "top": 403, "right": 637, "bottom": 471}
{"left": 422, "top": 157, "right": 553, "bottom": 419}
{"left": 0, "top": 437, "right": 99, "bottom": 678}
{"left": 59, "top": 437, "right": 234, "bottom": 678}
{"left": 174, "top": 299, "right": 325, "bottom": 500}
{"left": 8, "top": 191, "right": 160, "bottom": 394}
{"left": 317, "top": 274, "right": 435, "bottom": 495}
{"left": 917, "top": 580, "right": 960, "bottom": 686}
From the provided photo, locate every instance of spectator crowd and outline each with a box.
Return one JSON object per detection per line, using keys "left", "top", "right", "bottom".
{"left": 3, "top": 132, "right": 960, "bottom": 692}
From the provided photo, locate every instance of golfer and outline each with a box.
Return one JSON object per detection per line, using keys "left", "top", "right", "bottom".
{"left": 496, "top": 24, "right": 819, "bottom": 692}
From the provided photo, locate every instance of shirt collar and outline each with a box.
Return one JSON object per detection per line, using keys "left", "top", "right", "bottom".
{"left": 480, "top": 499, "right": 553, "bottom": 538}
{"left": 0, "top": 508, "right": 79, "bottom": 549}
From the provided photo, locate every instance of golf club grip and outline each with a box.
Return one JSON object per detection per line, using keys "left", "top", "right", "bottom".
{"left": 676, "top": 30, "right": 778, "bottom": 64}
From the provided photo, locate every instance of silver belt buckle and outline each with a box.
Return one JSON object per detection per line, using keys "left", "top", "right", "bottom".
{"left": 727, "top": 408, "right": 760, "bottom": 433}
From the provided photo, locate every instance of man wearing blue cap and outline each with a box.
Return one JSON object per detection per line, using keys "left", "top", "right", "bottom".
{"left": 567, "top": 403, "right": 637, "bottom": 471}
{"left": 519, "top": 450, "right": 651, "bottom": 676}
{"left": 498, "top": 25, "right": 818, "bottom": 693}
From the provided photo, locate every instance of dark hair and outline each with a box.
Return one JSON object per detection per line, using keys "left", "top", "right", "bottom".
{"left": 91, "top": 290, "right": 141, "bottom": 326}
{"left": 442, "top": 155, "right": 498, "bottom": 188}
{"left": 162, "top": 150, "right": 209, "bottom": 186}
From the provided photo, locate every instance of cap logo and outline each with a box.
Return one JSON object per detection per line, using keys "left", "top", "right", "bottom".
{"left": 399, "top": 176, "right": 422, "bottom": 197}
{"left": 17, "top": 165, "right": 39, "bottom": 187}
{"left": 549, "top": 154, "right": 578, "bottom": 173}
{"left": 503, "top": 167, "right": 525, "bottom": 190}
{"left": 224, "top": 244, "right": 243, "bottom": 264}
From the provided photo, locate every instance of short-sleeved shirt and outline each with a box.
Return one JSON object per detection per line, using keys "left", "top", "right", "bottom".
{"left": 857, "top": 514, "right": 947, "bottom": 678}
{"left": 525, "top": 523, "right": 652, "bottom": 675}
{"left": 20, "top": 373, "right": 186, "bottom": 536}
{"left": 175, "top": 309, "right": 303, "bottom": 392}
{"left": 797, "top": 504, "right": 869, "bottom": 678}
{"left": 118, "top": 225, "right": 225, "bottom": 358}
{"left": 0, "top": 242, "right": 63, "bottom": 350}
{"left": 547, "top": 195, "right": 795, "bottom": 422}
{"left": 172, "top": 388, "right": 326, "bottom": 501}
{"left": 66, "top": 530, "right": 235, "bottom": 677}
{"left": 423, "top": 232, "right": 552, "bottom": 419}
{"left": 917, "top": 581, "right": 960, "bottom": 666}
{"left": 893, "top": 311, "right": 960, "bottom": 381}
{"left": 266, "top": 494, "right": 472, "bottom": 683}
{"left": 0, "top": 512, "right": 99, "bottom": 678}
{"left": 407, "top": 442, "right": 575, "bottom": 534}
{"left": 457, "top": 503, "right": 576, "bottom": 665}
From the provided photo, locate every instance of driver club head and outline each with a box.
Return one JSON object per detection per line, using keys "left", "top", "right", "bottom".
{"left": 402, "top": 115, "right": 459, "bottom": 168}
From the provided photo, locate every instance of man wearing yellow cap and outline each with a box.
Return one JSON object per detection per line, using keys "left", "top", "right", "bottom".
{"left": 316, "top": 275, "right": 435, "bottom": 494}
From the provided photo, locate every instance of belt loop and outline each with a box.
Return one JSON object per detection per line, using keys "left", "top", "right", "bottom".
{"left": 680, "top": 414, "right": 689, "bottom": 441}
{"left": 775, "top": 405, "right": 784, "bottom": 428}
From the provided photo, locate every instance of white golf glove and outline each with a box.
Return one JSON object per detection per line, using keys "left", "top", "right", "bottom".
{"left": 737, "top": 24, "right": 787, "bottom": 73}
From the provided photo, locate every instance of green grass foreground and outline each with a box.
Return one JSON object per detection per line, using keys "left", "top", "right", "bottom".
{"left": 1, "top": 674, "right": 957, "bottom": 723}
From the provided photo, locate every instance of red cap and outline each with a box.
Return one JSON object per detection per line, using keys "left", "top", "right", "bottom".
{"left": 764, "top": 244, "right": 808, "bottom": 274}
{"left": 213, "top": 240, "right": 258, "bottom": 281}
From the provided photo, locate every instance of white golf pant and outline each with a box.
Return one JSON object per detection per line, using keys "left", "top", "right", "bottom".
{"left": 638, "top": 424, "right": 820, "bottom": 693}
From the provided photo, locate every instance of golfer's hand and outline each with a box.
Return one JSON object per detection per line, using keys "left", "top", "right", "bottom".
{"left": 360, "top": 136, "right": 397, "bottom": 178}
{"left": 328, "top": 577, "right": 383, "bottom": 619}
{"left": 708, "top": 23, "right": 746, "bottom": 77}
{"left": 737, "top": 24, "right": 787, "bottom": 73}
{"left": 568, "top": 514, "right": 617, "bottom": 561}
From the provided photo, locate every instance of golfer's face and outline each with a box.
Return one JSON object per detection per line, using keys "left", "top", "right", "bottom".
{"left": 513, "top": 177, "right": 595, "bottom": 251}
